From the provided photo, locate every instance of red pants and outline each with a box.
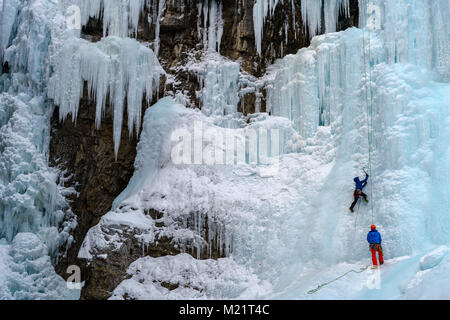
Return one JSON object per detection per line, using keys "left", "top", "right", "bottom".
{"left": 370, "top": 244, "right": 384, "bottom": 266}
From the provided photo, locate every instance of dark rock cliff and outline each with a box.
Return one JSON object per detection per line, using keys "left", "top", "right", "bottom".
{"left": 51, "top": 0, "right": 359, "bottom": 299}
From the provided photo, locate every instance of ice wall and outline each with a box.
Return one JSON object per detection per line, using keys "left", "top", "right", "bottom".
{"left": 359, "top": 0, "right": 449, "bottom": 80}
{"left": 79, "top": 95, "right": 301, "bottom": 267}
{"left": 110, "top": 254, "right": 271, "bottom": 299}
{"left": 199, "top": 54, "right": 240, "bottom": 119}
{"left": 0, "top": 0, "right": 79, "bottom": 299}
{"left": 182, "top": 52, "right": 242, "bottom": 128}
{"left": 0, "top": 233, "right": 79, "bottom": 299}
{"left": 266, "top": 28, "right": 377, "bottom": 139}
{"left": 0, "top": 93, "right": 76, "bottom": 257}
{"left": 48, "top": 36, "right": 164, "bottom": 158}
{"left": 1, "top": 0, "right": 62, "bottom": 92}
{"left": 257, "top": 0, "right": 450, "bottom": 284}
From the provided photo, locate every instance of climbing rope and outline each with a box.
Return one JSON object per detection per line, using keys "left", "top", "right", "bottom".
{"left": 354, "top": 196, "right": 362, "bottom": 231}
{"left": 307, "top": 265, "right": 370, "bottom": 294}
{"left": 362, "top": 8, "right": 375, "bottom": 225}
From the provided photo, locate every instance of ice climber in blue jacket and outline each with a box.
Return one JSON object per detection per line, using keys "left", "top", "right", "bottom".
{"left": 349, "top": 173, "right": 369, "bottom": 212}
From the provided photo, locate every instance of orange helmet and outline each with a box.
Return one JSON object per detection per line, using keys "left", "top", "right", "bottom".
{"left": 371, "top": 225, "right": 376, "bottom": 230}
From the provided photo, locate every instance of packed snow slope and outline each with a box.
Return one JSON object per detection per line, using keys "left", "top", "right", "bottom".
{"left": 82, "top": 0, "right": 450, "bottom": 299}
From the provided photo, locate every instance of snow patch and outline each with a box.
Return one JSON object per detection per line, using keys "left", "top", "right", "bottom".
{"left": 419, "top": 246, "right": 449, "bottom": 271}
{"left": 110, "top": 253, "right": 272, "bottom": 300}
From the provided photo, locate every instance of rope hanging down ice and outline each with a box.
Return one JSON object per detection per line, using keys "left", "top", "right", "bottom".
{"left": 307, "top": 265, "right": 370, "bottom": 294}
{"left": 362, "top": 5, "right": 375, "bottom": 225}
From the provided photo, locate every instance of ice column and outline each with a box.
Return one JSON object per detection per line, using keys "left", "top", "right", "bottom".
{"left": 300, "top": 0, "right": 350, "bottom": 36}
{"left": 200, "top": 54, "right": 240, "bottom": 119}
{"left": 0, "top": 93, "right": 76, "bottom": 261}
{"left": 1, "top": 0, "right": 61, "bottom": 92}
{"left": 198, "top": 0, "right": 224, "bottom": 53}
{"left": 153, "top": 0, "right": 166, "bottom": 56}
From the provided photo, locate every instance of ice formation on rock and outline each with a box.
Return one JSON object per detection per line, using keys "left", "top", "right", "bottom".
{"left": 48, "top": 36, "right": 164, "bottom": 158}
{"left": 359, "top": 0, "right": 449, "bottom": 80}
{"left": 197, "top": 0, "right": 224, "bottom": 53}
{"left": 110, "top": 253, "right": 272, "bottom": 300}
{"left": 0, "top": 0, "right": 79, "bottom": 299}
{"left": 76, "top": 0, "right": 147, "bottom": 38}
{"left": 253, "top": 0, "right": 350, "bottom": 55}
{"left": 0, "top": 93, "right": 76, "bottom": 256}
{"left": 199, "top": 54, "right": 240, "bottom": 119}
{"left": 79, "top": 97, "right": 302, "bottom": 266}
{"left": 76, "top": 0, "right": 225, "bottom": 55}
{"left": 0, "top": 233, "right": 79, "bottom": 300}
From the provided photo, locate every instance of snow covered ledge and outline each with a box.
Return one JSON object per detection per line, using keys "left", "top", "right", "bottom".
{"left": 76, "top": 95, "right": 304, "bottom": 299}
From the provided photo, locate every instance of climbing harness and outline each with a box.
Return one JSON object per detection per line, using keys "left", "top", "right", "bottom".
{"left": 307, "top": 265, "right": 370, "bottom": 294}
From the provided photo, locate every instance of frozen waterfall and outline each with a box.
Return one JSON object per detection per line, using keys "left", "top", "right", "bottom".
{"left": 1, "top": 0, "right": 449, "bottom": 301}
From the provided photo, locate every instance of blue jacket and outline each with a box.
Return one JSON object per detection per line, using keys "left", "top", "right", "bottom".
{"left": 367, "top": 230, "right": 382, "bottom": 244}
{"left": 354, "top": 176, "right": 368, "bottom": 190}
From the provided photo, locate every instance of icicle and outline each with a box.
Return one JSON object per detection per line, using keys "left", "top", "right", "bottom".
{"left": 197, "top": 1, "right": 203, "bottom": 40}
{"left": 77, "top": 0, "right": 147, "bottom": 38}
{"left": 253, "top": 0, "right": 350, "bottom": 54}
{"left": 198, "top": 0, "right": 223, "bottom": 53}
{"left": 217, "top": 2, "right": 223, "bottom": 53}
{"left": 291, "top": 0, "right": 297, "bottom": 40}
{"left": 154, "top": 0, "right": 166, "bottom": 56}
{"left": 300, "top": 0, "right": 323, "bottom": 36}
{"left": 323, "top": 0, "right": 349, "bottom": 33}
{"left": 208, "top": 0, "right": 218, "bottom": 52}
{"left": 48, "top": 36, "right": 165, "bottom": 158}
{"left": 203, "top": 0, "right": 209, "bottom": 50}
{"left": 253, "top": 0, "right": 280, "bottom": 55}
{"left": 285, "top": 19, "right": 289, "bottom": 44}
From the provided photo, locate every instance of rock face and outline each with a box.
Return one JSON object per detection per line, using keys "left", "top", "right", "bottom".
{"left": 52, "top": 0, "right": 359, "bottom": 299}
{"left": 50, "top": 85, "right": 140, "bottom": 278}
{"left": 79, "top": 209, "right": 182, "bottom": 300}
{"left": 78, "top": 207, "right": 227, "bottom": 300}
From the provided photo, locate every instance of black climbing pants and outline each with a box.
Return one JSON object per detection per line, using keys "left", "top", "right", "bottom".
{"left": 350, "top": 189, "right": 367, "bottom": 211}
